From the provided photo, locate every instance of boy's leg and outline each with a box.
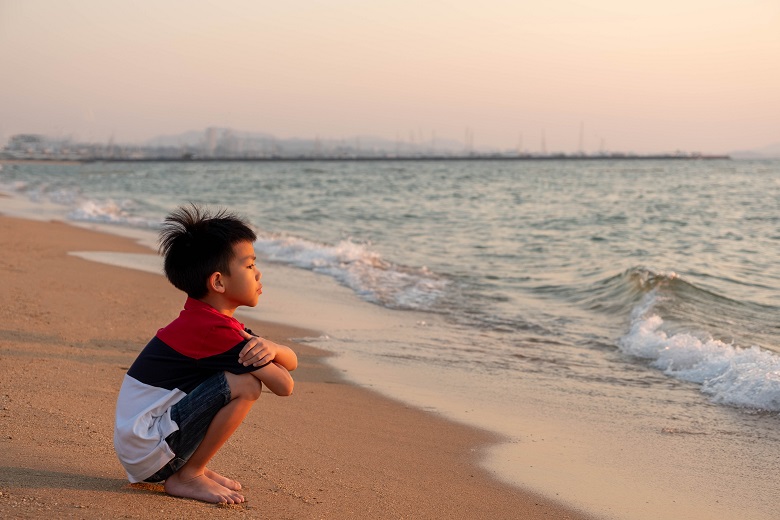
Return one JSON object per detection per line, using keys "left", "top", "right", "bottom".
{"left": 164, "top": 372, "right": 262, "bottom": 504}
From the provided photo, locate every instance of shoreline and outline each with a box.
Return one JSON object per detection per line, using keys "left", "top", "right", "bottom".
{"left": 0, "top": 214, "right": 594, "bottom": 519}
{"left": 1, "top": 155, "right": 732, "bottom": 165}
{"left": 2, "top": 185, "right": 779, "bottom": 520}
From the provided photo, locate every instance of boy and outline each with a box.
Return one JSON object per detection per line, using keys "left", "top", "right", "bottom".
{"left": 114, "top": 204, "right": 297, "bottom": 504}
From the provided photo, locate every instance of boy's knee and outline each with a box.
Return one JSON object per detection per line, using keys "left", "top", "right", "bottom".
{"left": 226, "top": 373, "right": 262, "bottom": 401}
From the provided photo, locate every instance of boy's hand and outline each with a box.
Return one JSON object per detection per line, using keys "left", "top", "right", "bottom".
{"left": 238, "top": 330, "right": 278, "bottom": 367}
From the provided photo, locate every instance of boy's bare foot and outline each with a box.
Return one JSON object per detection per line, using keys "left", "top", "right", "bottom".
{"left": 164, "top": 470, "right": 245, "bottom": 504}
{"left": 205, "top": 468, "right": 242, "bottom": 491}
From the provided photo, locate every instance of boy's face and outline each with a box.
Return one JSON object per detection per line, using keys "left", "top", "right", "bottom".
{"left": 222, "top": 240, "right": 263, "bottom": 308}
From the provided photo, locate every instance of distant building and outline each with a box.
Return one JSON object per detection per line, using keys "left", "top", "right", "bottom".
{"left": 205, "top": 127, "right": 218, "bottom": 156}
{"left": 6, "top": 134, "right": 46, "bottom": 154}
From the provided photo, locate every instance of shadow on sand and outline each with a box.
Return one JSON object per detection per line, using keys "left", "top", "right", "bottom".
{"left": 0, "top": 466, "right": 164, "bottom": 495}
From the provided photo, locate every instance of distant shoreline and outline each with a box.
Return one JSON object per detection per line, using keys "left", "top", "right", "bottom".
{"left": 0, "top": 158, "right": 84, "bottom": 165}
{"left": 2, "top": 154, "right": 731, "bottom": 164}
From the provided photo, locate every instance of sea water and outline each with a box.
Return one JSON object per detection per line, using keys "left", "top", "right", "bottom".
{"left": 2, "top": 159, "right": 779, "bottom": 519}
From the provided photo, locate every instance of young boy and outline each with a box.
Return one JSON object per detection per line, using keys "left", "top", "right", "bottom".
{"left": 114, "top": 204, "right": 297, "bottom": 504}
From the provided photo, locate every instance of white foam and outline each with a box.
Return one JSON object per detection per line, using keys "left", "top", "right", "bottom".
{"left": 255, "top": 233, "right": 448, "bottom": 310}
{"left": 619, "top": 291, "right": 780, "bottom": 411}
{"left": 0, "top": 185, "right": 160, "bottom": 229}
{"left": 68, "top": 199, "right": 159, "bottom": 228}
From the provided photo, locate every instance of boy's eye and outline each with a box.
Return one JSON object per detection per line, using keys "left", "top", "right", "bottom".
{"left": 247, "top": 264, "right": 255, "bottom": 269}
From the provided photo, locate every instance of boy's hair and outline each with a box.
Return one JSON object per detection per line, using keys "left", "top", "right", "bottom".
{"left": 159, "top": 204, "right": 257, "bottom": 298}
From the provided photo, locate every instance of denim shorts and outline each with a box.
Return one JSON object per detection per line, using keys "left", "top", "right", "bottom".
{"left": 144, "top": 372, "right": 232, "bottom": 482}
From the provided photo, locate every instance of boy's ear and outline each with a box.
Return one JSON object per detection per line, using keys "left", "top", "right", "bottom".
{"left": 209, "top": 272, "right": 226, "bottom": 294}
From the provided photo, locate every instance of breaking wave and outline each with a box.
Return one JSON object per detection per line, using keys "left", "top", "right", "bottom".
{"left": 254, "top": 233, "right": 449, "bottom": 311}
{"left": 617, "top": 269, "right": 780, "bottom": 411}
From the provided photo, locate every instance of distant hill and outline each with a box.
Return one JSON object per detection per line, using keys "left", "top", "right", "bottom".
{"left": 144, "top": 128, "right": 276, "bottom": 148}
{"left": 729, "top": 142, "right": 780, "bottom": 159}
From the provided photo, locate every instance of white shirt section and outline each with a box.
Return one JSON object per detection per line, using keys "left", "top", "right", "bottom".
{"left": 113, "top": 374, "right": 186, "bottom": 482}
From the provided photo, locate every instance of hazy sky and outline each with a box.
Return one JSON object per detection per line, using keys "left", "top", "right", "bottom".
{"left": 1, "top": 0, "right": 778, "bottom": 153}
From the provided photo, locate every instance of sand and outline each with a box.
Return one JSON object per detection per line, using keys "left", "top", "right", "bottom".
{"left": 0, "top": 215, "right": 594, "bottom": 519}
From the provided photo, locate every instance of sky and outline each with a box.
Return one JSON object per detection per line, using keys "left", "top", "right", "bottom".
{"left": 1, "top": 0, "right": 779, "bottom": 154}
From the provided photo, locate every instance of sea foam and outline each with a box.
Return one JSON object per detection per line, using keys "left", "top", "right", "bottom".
{"left": 254, "top": 233, "right": 448, "bottom": 310}
{"left": 619, "top": 289, "right": 780, "bottom": 411}
{"left": 68, "top": 199, "right": 158, "bottom": 228}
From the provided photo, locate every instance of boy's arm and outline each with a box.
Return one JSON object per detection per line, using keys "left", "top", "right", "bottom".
{"left": 238, "top": 330, "right": 298, "bottom": 371}
{"left": 252, "top": 362, "right": 294, "bottom": 396}
{"left": 272, "top": 343, "right": 297, "bottom": 370}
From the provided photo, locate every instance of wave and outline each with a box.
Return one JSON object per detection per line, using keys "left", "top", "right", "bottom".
{"left": 531, "top": 266, "right": 689, "bottom": 317}
{"left": 570, "top": 266, "right": 776, "bottom": 339}
{"left": 618, "top": 276, "right": 780, "bottom": 412}
{"left": 0, "top": 178, "right": 161, "bottom": 229}
{"left": 1, "top": 175, "right": 449, "bottom": 312}
{"left": 68, "top": 199, "right": 160, "bottom": 228}
{"left": 254, "top": 233, "right": 449, "bottom": 311}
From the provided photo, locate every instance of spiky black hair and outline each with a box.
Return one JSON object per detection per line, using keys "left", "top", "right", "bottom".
{"left": 158, "top": 203, "right": 257, "bottom": 298}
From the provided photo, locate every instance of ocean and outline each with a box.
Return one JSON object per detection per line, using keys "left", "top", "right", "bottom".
{"left": 2, "top": 158, "right": 779, "bottom": 519}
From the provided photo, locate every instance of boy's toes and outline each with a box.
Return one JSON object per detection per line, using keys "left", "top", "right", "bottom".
{"left": 205, "top": 468, "right": 242, "bottom": 491}
{"left": 227, "top": 490, "right": 245, "bottom": 504}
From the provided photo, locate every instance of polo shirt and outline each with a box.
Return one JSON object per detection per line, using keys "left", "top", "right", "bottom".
{"left": 113, "top": 298, "right": 263, "bottom": 482}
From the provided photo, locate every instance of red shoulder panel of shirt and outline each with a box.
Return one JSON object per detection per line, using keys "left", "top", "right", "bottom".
{"left": 155, "top": 298, "right": 247, "bottom": 359}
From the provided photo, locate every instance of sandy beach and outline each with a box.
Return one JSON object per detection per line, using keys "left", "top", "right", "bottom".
{"left": 0, "top": 215, "right": 594, "bottom": 519}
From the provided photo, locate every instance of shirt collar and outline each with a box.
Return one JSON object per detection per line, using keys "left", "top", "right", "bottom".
{"left": 183, "top": 297, "right": 245, "bottom": 329}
